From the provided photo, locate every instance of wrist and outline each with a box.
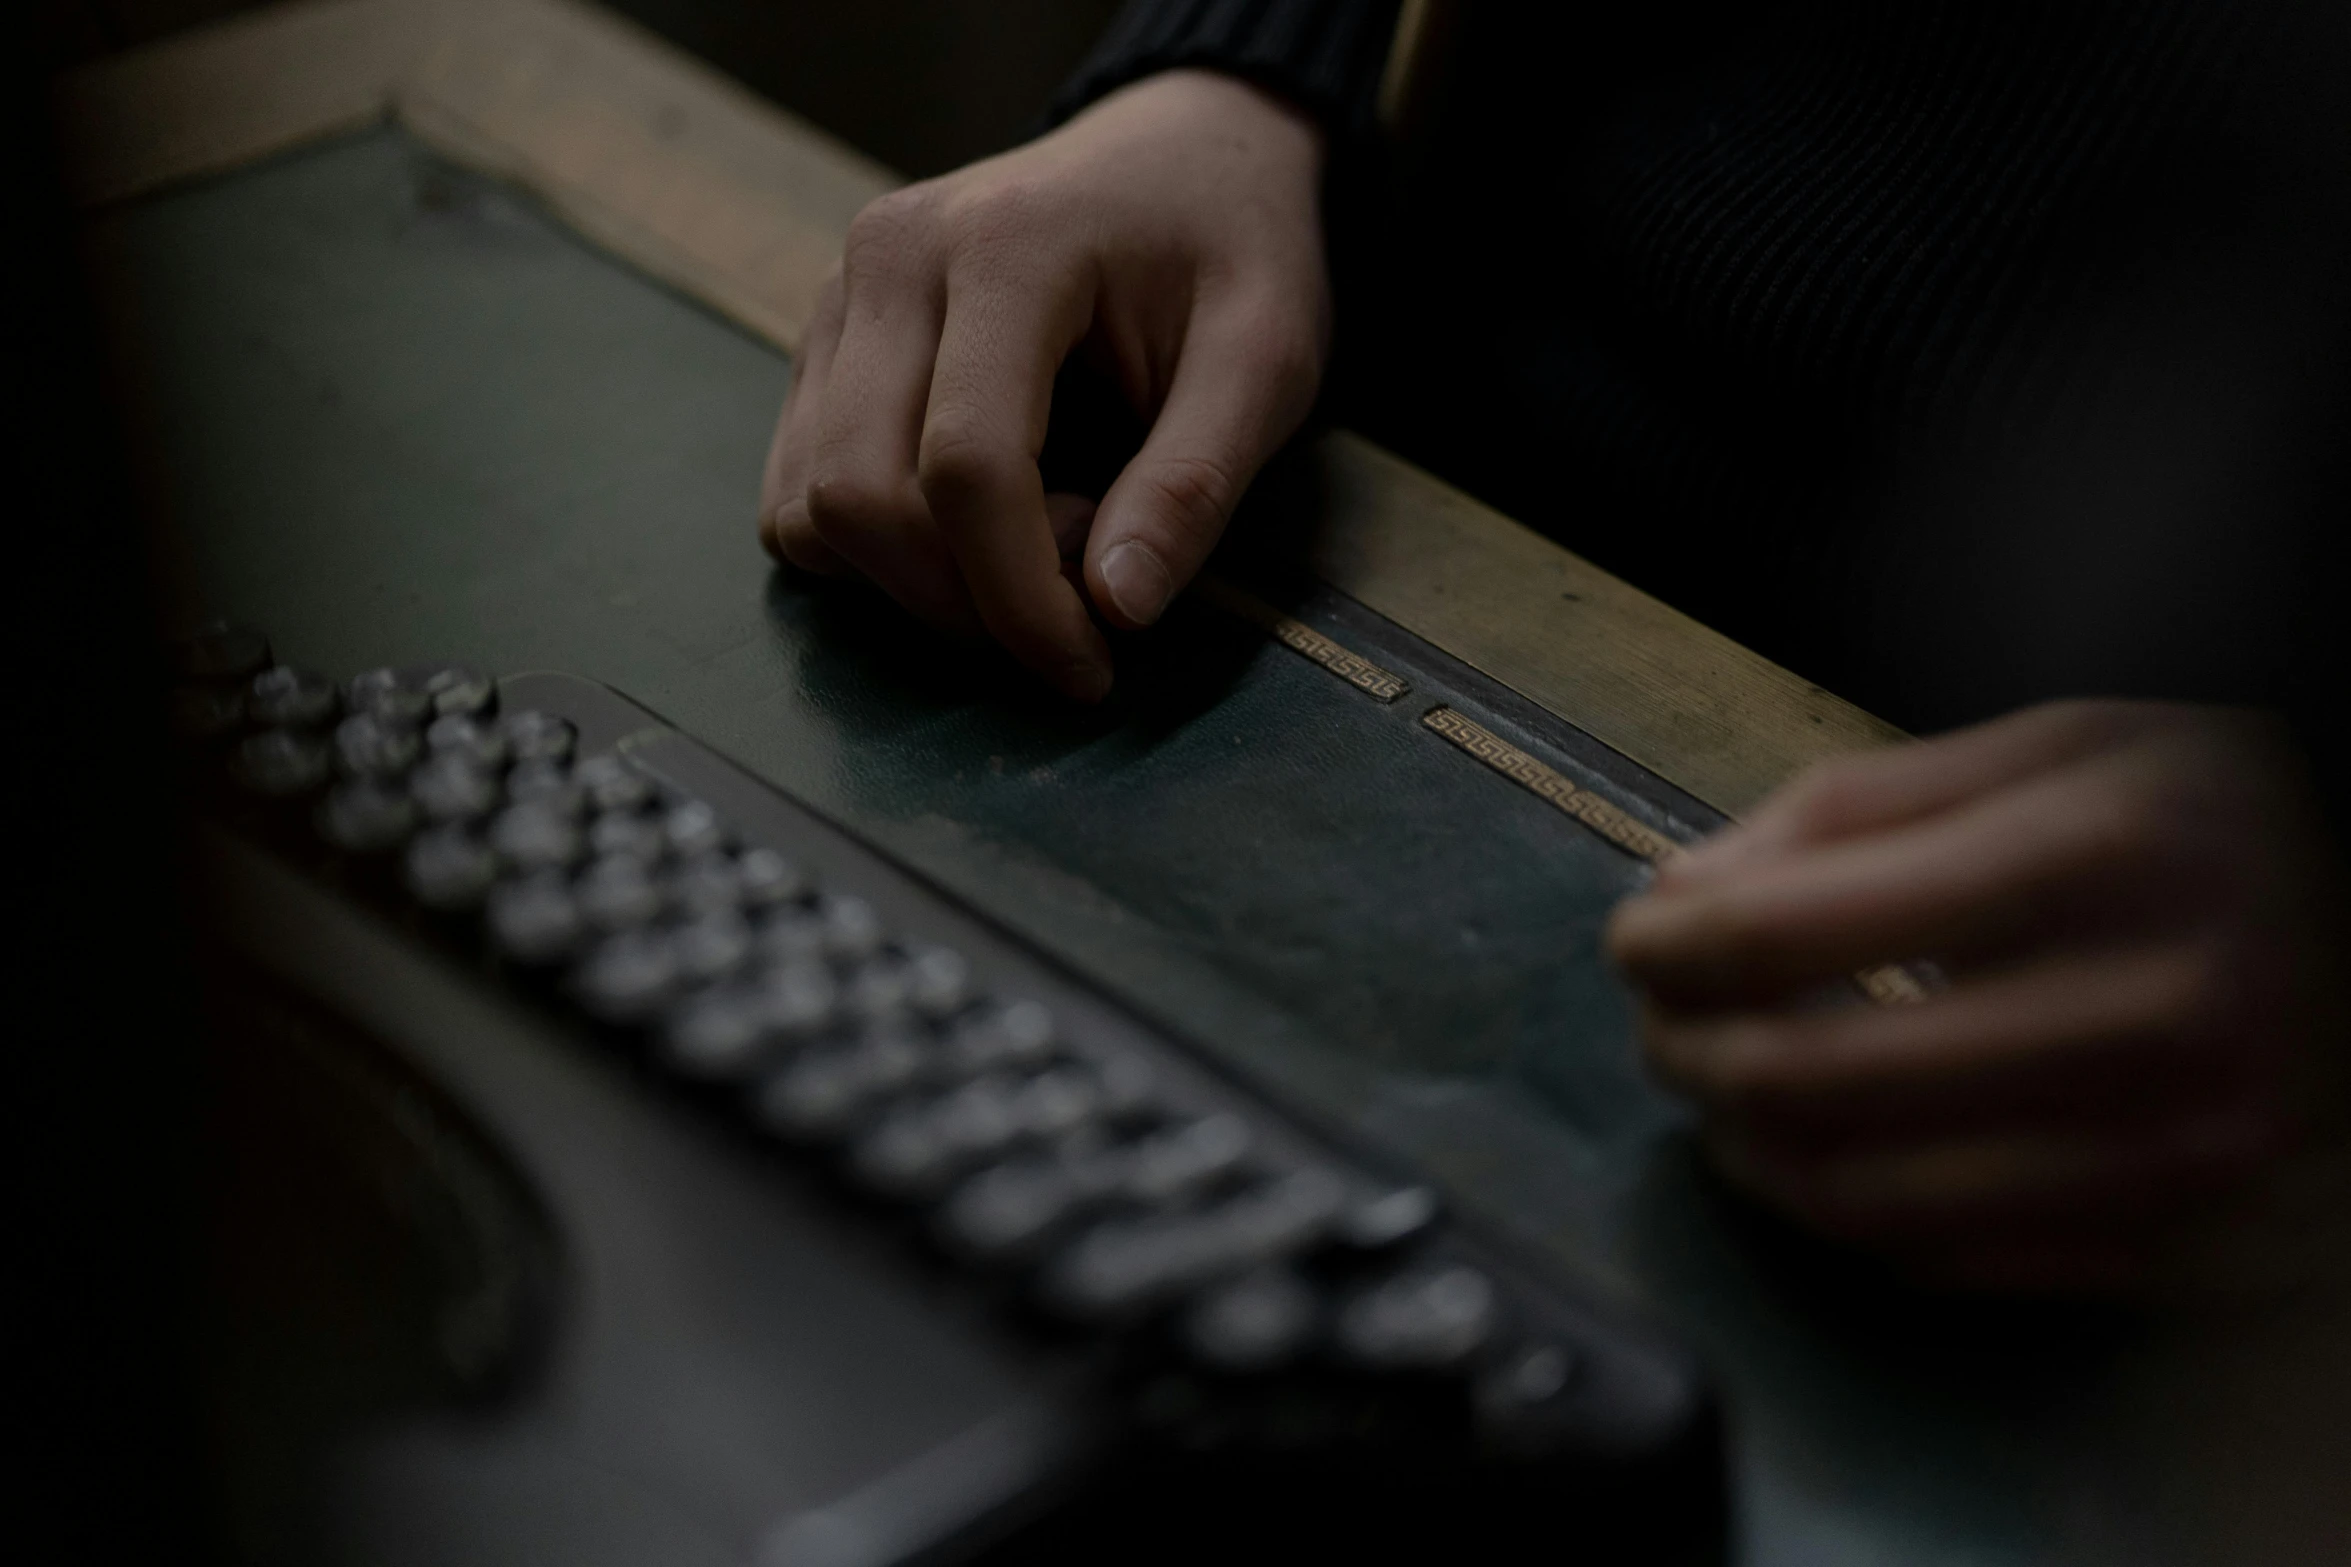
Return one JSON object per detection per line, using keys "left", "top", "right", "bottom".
{"left": 1074, "top": 68, "right": 1327, "bottom": 176}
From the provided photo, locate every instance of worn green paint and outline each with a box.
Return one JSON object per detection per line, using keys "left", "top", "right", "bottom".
{"left": 93, "top": 127, "right": 2132, "bottom": 1567}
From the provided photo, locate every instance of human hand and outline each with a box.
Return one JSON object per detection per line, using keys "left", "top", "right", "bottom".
{"left": 759, "top": 70, "right": 1331, "bottom": 700}
{"left": 1607, "top": 701, "right": 2349, "bottom": 1293}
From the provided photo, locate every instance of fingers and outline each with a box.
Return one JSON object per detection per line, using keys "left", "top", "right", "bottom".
{"left": 1662, "top": 701, "right": 2164, "bottom": 889}
{"left": 917, "top": 251, "right": 1112, "bottom": 699}
{"left": 1044, "top": 492, "right": 1097, "bottom": 557}
{"left": 1082, "top": 292, "right": 1324, "bottom": 630}
{"left": 801, "top": 195, "right": 979, "bottom": 632}
{"left": 762, "top": 273, "right": 852, "bottom": 574}
{"left": 1610, "top": 759, "right": 2177, "bottom": 1006}
{"left": 1641, "top": 941, "right": 2268, "bottom": 1140}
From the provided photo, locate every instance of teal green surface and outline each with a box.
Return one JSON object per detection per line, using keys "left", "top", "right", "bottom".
{"left": 96, "top": 128, "right": 2149, "bottom": 1567}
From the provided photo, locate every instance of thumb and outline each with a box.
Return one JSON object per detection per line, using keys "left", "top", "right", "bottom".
{"left": 1083, "top": 300, "right": 1322, "bottom": 629}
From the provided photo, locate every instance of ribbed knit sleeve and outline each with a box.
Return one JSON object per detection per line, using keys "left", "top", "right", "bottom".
{"left": 1044, "top": 0, "right": 1405, "bottom": 141}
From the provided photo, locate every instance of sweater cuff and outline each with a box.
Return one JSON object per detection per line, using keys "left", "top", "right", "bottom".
{"left": 1044, "top": 0, "right": 1406, "bottom": 143}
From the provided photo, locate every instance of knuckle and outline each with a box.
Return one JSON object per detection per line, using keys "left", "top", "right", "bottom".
{"left": 1136, "top": 451, "right": 1241, "bottom": 535}
{"left": 803, "top": 467, "right": 902, "bottom": 537}
{"left": 916, "top": 414, "right": 1010, "bottom": 501}
{"left": 1780, "top": 756, "right": 1881, "bottom": 835}
{"left": 842, "top": 187, "right": 939, "bottom": 274}
{"left": 2058, "top": 786, "right": 2172, "bottom": 881}
{"left": 945, "top": 177, "right": 1053, "bottom": 246}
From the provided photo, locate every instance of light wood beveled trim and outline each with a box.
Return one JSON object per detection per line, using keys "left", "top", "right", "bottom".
{"left": 55, "top": 0, "right": 1902, "bottom": 815}
{"left": 1306, "top": 436, "right": 1904, "bottom": 816}
{"left": 53, "top": 0, "right": 418, "bottom": 206}
{"left": 399, "top": 0, "right": 892, "bottom": 353}
{"left": 54, "top": 0, "right": 891, "bottom": 353}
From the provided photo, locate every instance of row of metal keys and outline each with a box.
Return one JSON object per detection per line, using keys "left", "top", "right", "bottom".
{"left": 171, "top": 628, "right": 1609, "bottom": 1451}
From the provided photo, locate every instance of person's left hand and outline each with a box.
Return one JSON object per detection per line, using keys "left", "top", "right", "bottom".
{"left": 1607, "top": 700, "right": 2349, "bottom": 1293}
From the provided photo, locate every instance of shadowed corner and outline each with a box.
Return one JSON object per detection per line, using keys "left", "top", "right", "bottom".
{"left": 199, "top": 954, "right": 565, "bottom": 1563}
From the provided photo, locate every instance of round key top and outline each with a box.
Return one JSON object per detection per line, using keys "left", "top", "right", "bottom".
{"left": 410, "top": 752, "right": 499, "bottom": 823}
{"left": 735, "top": 846, "right": 807, "bottom": 911}
{"left": 1006, "top": 1067, "right": 1103, "bottom": 1139}
{"left": 247, "top": 666, "right": 338, "bottom": 728}
{"left": 575, "top": 851, "right": 666, "bottom": 931}
{"left": 488, "top": 801, "right": 583, "bottom": 873}
{"left": 670, "top": 852, "right": 744, "bottom": 915}
{"left": 504, "top": 758, "right": 583, "bottom": 817}
{"left": 405, "top": 826, "right": 497, "bottom": 910}
{"left": 819, "top": 895, "right": 886, "bottom": 963}
{"left": 510, "top": 765, "right": 586, "bottom": 816}
{"left": 316, "top": 777, "right": 419, "bottom": 853}
{"left": 175, "top": 621, "right": 271, "bottom": 683}
{"left": 757, "top": 907, "right": 828, "bottom": 966}
{"left": 587, "top": 808, "right": 664, "bottom": 862}
{"left": 572, "top": 753, "right": 654, "bottom": 813}
{"left": 1123, "top": 1114, "right": 1252, "bottom": 1204}
{"left": 422, "top": 664, "right": 496, "bottom": 720}
{"left": 1471, "top": 1343, "right": 1590, "bottom": 1456}
{"left": 332, "top": 712, "right": 421, "bottom": 778}
{"left": 1335, "top": 1266, "right": 1498, "bottom": 1372}
{"left": 229, "top": 728, "right": 331, "bottom": 797}
{"left": 671, "top": 909, "right": 753, "bottom": 984}
{"left": 660, "top": 982, "right": 782, "bottom": 1079}
{"left": 1336, "top": 1184, "right": 1442, "bottom": 1252}
{"left": 1183, "top": 1266, "right": 1321, "bottom": 1373}
{"left": 752, "top": 1027, "right": 927, "bottom": 1143}
{"left": 573, "top": 929, "right": 680, "bottom": 1023}
{"left": 500, "top": 709, "right": 575, "bottom": 764}
{"left": 662, "top": 799, "right": 725, "bottom": 859}
{"left": 936, "top": 1158, "right": 1084, "bottom": 1262}
{"left": 755, "top": 959, "right": 838, "bottom": 1039}
{"left": 1038, "top": 1168, "right": 1347, "bottom": 1321}
{"left": 345, "top": 667, "right": 433, "bottom": 726}
{"left": 844, "top": 957, "right": 914, "bottom": 1021}
{"left": 946, "top": 1000, "right": 1056, "bottom": 1075}
{"left": 850, "top": 1076, "right": 1029, "bottom": 1198}
{"left": 424, "top": 713, "right": 509, "bottom": 771}
{"left": 907, "top": 946, "right": 972, "bottom": 1020}
{"left": 486, "top": 871, "right": 585, "bottom": 964}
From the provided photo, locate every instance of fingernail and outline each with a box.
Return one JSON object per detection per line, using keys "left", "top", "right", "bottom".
{"left": 1066, "top": 657, "right": 1114, "bottom": 704}
{"left": 1098, "top": 541, "right": 1172, "bottom": 626}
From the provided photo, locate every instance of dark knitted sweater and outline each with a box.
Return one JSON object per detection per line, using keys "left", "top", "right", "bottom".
{"left": 1051, "top": 1, "right": 2351, "bottom": 741}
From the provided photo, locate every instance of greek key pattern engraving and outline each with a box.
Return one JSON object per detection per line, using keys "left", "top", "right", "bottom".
{"left": 1854, "top": 963, "right": 1931, "bottom": 1004}
{"left": 1421, "top": 707, "right": 1678, "bottom": 862}
{"left": 1195, "top": 577, "right": 1410, "bottom": 703}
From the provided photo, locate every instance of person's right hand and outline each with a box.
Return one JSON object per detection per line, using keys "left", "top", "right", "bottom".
{"left": 759, "top": 69, "right": 1332, "bottom": 701}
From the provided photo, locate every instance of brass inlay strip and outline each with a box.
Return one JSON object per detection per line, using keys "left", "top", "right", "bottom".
{"left": 1423, "top": 707, "right": 1678, "bottom": 860}
{"left": 1195, "top": 577, "right": 1410, "bottom": 703}
{"left": 1853, "top": 964, "right": 1931, "bottom": 1004}
{"left": 1422, "top": 706, "right": 1922, "bottom": 1004}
